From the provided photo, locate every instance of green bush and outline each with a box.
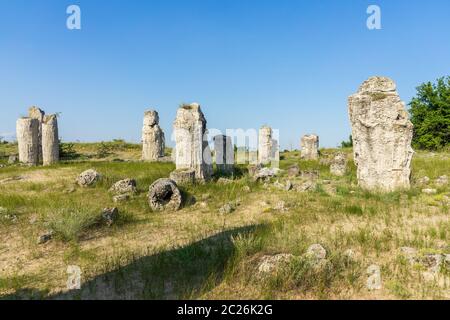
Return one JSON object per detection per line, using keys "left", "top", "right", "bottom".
{"left": 409, "top": 77, "right": 450, "bottom": 150}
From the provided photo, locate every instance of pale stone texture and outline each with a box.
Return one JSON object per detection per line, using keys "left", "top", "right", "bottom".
{"left": 42, "top": 114, "right": 59, "bottom": 166}
{"left": 169, "top": 168, "right": 196, "bottom": 185}
{"left": 258, "top": 126, "right": 273, "bottom": 165}
{"left": 301, "top": 134, "right": 319, "bottom": 160}
{"left": 348, "top": 77, "right": 414, "bottom": 191}
{"left": 142, "top": 110, "right": 165, "bottom": 161}
{"left": 16, "top": 117, "right": 39, "bottom": 165}
{"left": 173, "top": 103, "right": 212, "bottom": 181}
{"left": 330, "top": 152, "right": 347, "bottom": 176}
{"left": 148, "top": 178, "right": 182, "bottom": 211}
{"left": 213, "top": 135, "right": 234, "bottom": 174}
{"left": 28, "top": 106, "right": 45, "bottom": 163}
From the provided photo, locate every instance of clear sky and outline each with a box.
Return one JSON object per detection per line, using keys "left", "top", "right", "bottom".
{"left": 0, "top": 0, "right": 449, "bottom": 149}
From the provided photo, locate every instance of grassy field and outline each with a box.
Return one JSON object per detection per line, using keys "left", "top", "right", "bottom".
{"left": 0, "top": 142, "right": 449, "bottom": 300}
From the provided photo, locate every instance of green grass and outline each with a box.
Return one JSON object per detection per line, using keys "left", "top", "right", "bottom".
{"left": 0, "top": 146, "right": 449, "bottom": 300}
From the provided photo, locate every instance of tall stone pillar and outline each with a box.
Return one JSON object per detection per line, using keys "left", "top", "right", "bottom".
{"left": 173, "top": 103, "right": 213, "bottom": 181}
{"left": 258, "top": 126, "right": 273, "bottom": 165}
{"left": 28, "top": 106, "right": 45, "bottom": 163}
{"left": 301, "top": 134, "right": 319, "bottom": 160}
{"left": 142, "top": 110, "right": 165, "bottom": 161}
{"left": 42, "top": 114, "right": 59, "bottom": 165}
{"left": 16, "top": 117, "right": 39, "bottom": 165}
{"left": 348, "top": 76, "right": 414, "bottom": 191}
{"left": 214, "top": 135, "right": 234, "bottom": 174}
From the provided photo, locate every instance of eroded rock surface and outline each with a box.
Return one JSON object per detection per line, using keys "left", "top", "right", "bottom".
{"left": 348, "top": 77, "right": 414, "bottom": 191}
{"left": 148, "top": 178, "right": 182, "bottom": 211}
{"left": 142, "top": 110, "right": 165, "bottom": 161}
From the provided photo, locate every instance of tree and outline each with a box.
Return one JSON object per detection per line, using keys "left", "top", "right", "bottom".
{"left": 409, "top": 77, "right": 450, "bottom": 150}
{"left": 340, "top": 135, "right": 353, "bottom": 148}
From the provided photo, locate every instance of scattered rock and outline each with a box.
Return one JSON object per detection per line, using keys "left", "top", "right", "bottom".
{"left": 113, "top": 194, "right": 130, "bottom": 203}
{"left": 422, "top": 188, "right": 437, "bottom": 195}
{"left": 8, "top": 154, "right": 18, "bottom": 164}
{"left": 399, "top": 247, "right": 418, "bottom": 264}
{"left": 169, "top": 169, "right": 196, "bottom": 185}
{"left": 148, "top": 178, "right": 182, "bottom": 212}
{"left": 306, "top": 244, "right": 327, "bottom": 260}
{"left": 109, "top": 178, "right": 137, "bottom": 194}
{"left": 330, "top": 153, "right": 347, "bottom": 176}
{"left": 300, "top": 170, "right": 319, "bottom": 180}
{"left": 287, "top": 165, "right": 300, "bottom": 177}
{"left": 257, "top": 254, "right": 294, "bottom": 274}
{"left": 435, "top": 175, "right": 448, "bottom": 187}
{"left": 242, "top": 186, "right": 251, "bottom": 193}
{"left": 294, "top": 180, "right": 317, "bottom": 192}
{"left": 37, "top": 231, "right": 54, "bottom": 244}
{"left": 253, "top": 167, "right": 280, "bottom": 182}
{"left": 102, "top": 207, "right": 119, "bottom": 226}
{"left": 218, "top": 202, "right": 235, "bottom": 214}
{"left": 248, "top": 164, "right": 262, "bottom": 177}
{"left": 217, "top": 177, "right": 233, "bottom": 185}
{"left": 421, "top": 254, "right": 443, "bottom": 273}
{"left": 274, "top": 201, "right": 288, "bottom": 212}
{"left": 417, "top": 176, "right": 430, "bottom": 185}
{"left": 366, "top": 264, "right": 382, "bottom": 290}
{"left": 76, "top": 169, "right": 101, "bottom": 187}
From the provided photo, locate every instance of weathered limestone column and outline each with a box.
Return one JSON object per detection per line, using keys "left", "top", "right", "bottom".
{"left": 301, "top": 134, "right": 319, "bottom": 160}
{"left": 258, "top": 126, "right": 273, "bottom": 165}
{"left": 271, "top": 138, "right": 280, "bottom": 168}
{"left": 142, "top": 110, "right": 165, "bottom": 161}
{"left": 214, "top": 135, "right": 234, "bottom": 174}
{"left": 348, "top": 76, "right": 414, "bottom": 191}
{"left": 173, "top": 103, "right": 213, "bottom": 181}
{"left": 28, "top": 106, "right": 45, "bottom": 163}
{"left": 16, "top": 117, "right": 39, "bottom": 165}
{"left": 42, "top": 114, "right": 59, "bottom": 165}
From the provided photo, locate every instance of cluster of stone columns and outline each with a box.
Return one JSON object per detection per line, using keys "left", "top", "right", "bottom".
{"left": 16, "top": 107, "right": 59, "bottom": 166}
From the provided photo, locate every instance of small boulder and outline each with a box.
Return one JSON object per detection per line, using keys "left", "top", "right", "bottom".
{"left": 218, "top": 202, "right": 235, "bottom": 214}
{"left": 169, "top": 169, "right": 196, "bottom": 185}
{"left": 8, "top": 154, "right": 18, "bottom": 164}
{"left": 306, "top": 244, "right": 327, "bottom": 260}
{"left": 257, "top": 253, "right": 294, "bottom": 274}
{"left": 435, "top": 175, "right": 448, "bottom": 187}
{"left": 417, "top": 176, "right": 430, "bottom": 185}
{"left": 217, "top": 177, "right": 233, "bottom": 185}
{"left": 148, "top": 178, "right": 182, "bottom": 212}
{"left": 76, "top": 169, "right": 101, "bottom": 187}
{"left": 366, "top": 264, "right": 382, "bottom": 290}
{"left": 37, "top": 231, "right": 54, "bottom": 244}
{"left": 422, "top": 188, "right": 437, "bottom": 195}
{"left": 102, "top": 207, "right": 119, "bottom": 226}
{"left": 287, "top": 165, "right": 300, "bottom": 177}
{"left": 109, "top": 178, "right": 137, "bottom": 194}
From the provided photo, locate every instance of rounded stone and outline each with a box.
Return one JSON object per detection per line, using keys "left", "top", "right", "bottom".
{"left": 148, "top": 178, "right": 182, "bottom": 212}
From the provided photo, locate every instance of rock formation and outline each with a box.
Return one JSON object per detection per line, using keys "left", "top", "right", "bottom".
{"left": 213, "top": 135, "right": 234, "bottom": 174}
{"left": 348, "top": 76, "right": 414, "bottom": 191}
{"left": 142, "top": 110, "right": 165, "bottom": 161}
{"left": 148, "top": 178, "right": 182, "bottom": 211}
{"left": 330, "top": 152, "right": 347, "bottom": 176}
{"left": 28, "top": 106, "right": 45, "bottom": 163}
{"left": 258, "top": 126, "right": 273, "bottom": 165}
{"left": 300, "top": 134, "right": 319, "bottom": 160}
{"left": 173, "top": 103, "right": 213, "bottom": 181}
{"left": 170, "top": 168, "right": 196, "bottom": 185}
{"left": 77, "top": 169, "right": 101, "bottom": 187}
{"left": 16, "top": 117, "right": 39, "bottom": 165}
{"left": 42, "top": 114, "right": 59, "bottom": 166}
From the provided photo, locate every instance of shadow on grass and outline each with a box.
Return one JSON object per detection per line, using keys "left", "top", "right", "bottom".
{"left": 1, "top": 224, "right": 263, "bottom": 300}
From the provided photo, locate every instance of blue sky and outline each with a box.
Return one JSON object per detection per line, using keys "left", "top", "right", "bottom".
{"left": 0, "top": 0, "right": 449, "bottom": 149}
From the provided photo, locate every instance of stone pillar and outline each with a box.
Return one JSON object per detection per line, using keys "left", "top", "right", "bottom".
{"left": 258, "top": 126, "right": 273, "bottom": 165}
{"left": 271, "top": 138, "right": 280, "bottom": 168}
{"left": 173, "top": 103, "right": 213, "bottom": 181}
{"left": 42, "top": 114, "right": 59, "bottom": 165}
{"left": 214, "top": 135, "right": 234, "bottom": 174}
{"left": 142, "top": 110, "right": 165, "bottom": 161}
{"left": 16, "top": 117, "right": 39, "bottom": 165}
{"left": 301, "top": 134, "right": 319, "bottom": 160}
{"left": 28, "top": 106, "right": 45, "bottom": 163}
{"left": 348, "top": 76, "right": 414, "bottom": 191}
